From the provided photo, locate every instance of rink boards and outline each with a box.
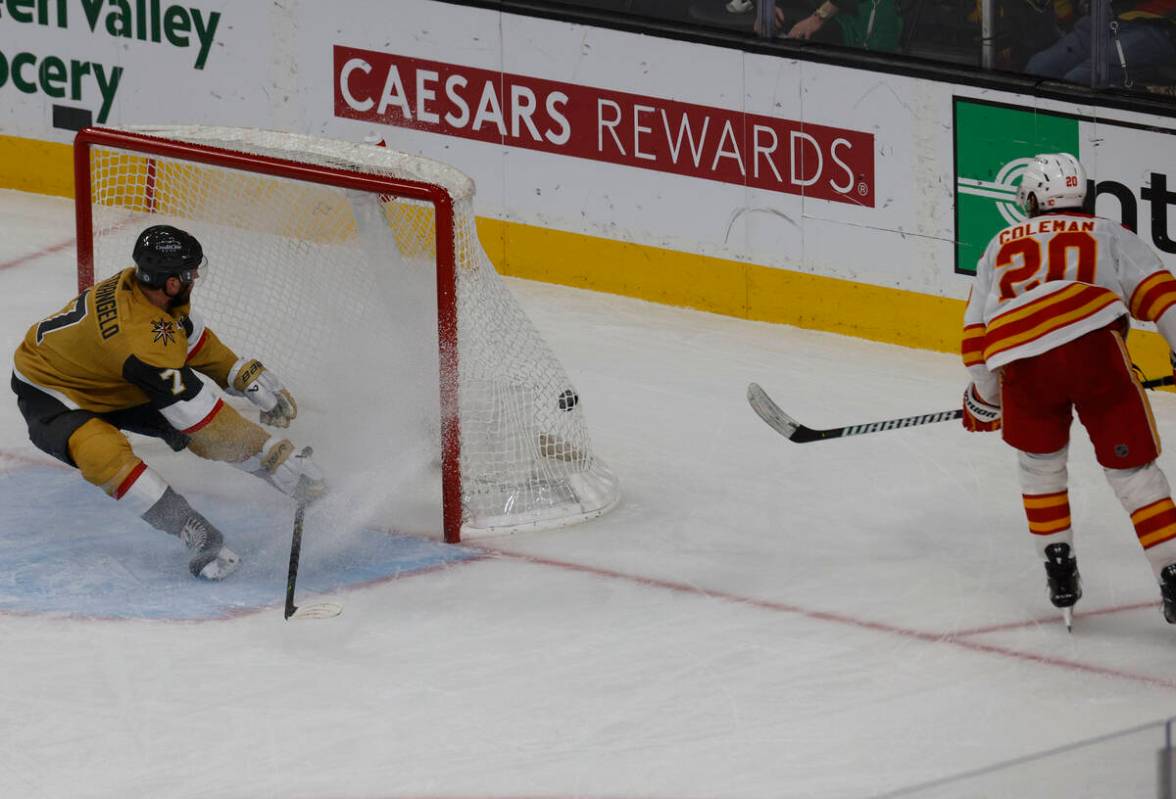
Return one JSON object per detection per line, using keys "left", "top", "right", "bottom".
{"left": 2, "top": 1, "right": 1176, "bottom": 374}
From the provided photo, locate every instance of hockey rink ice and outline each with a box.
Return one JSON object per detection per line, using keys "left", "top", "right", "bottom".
{"left": 1, "top": 187, "right": 1175, "bottom": 798}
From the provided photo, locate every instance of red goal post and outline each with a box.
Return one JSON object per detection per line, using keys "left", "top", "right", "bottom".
{"left": 73, "top": 126, "right": 619, "bottom": 543}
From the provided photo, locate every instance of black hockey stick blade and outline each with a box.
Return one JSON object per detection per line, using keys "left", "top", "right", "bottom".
{"left": 748, "top": 375, "right": 1176, "bottom": 444}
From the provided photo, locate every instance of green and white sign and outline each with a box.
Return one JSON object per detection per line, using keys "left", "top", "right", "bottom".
{"left": 953, "top": 96, "right": 1176, "bottom": 277}
{"left": 0, "top": 0, "right": 236, "bottom": 135}
{"left": 953, "top": 99, "right": 1080, "bottom": 275}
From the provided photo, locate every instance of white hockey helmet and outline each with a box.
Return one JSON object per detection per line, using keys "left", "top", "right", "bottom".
{"left": 1017, "top": 153, "right": 1088, "bottom": 213}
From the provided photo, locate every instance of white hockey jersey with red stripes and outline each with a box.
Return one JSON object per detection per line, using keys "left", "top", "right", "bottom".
{"left": 962, "top": 211, "right": 1176, "bottom": 371}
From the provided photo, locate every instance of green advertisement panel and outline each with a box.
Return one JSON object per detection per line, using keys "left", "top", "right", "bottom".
{"left": 953, "top": 99, "right": 1080, "bottom": 275}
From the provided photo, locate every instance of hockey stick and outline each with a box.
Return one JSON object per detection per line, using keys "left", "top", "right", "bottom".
{"left": 747, "top": 375, "right": 1176, "bottom": 444}
{"left": 283, "top": 464, "right": 342, "bottom": 620}
{"left": 283, "top": 499, "right": 307, "bottom": 620}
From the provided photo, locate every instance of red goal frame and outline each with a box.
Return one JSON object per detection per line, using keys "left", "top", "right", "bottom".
{"left": 73, "top": 127, "right": 466, "bottom": 543}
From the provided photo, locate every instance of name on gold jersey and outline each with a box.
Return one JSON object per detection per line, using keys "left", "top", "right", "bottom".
{"left": 94, "top": 274, "right": 120, "bottom": 340}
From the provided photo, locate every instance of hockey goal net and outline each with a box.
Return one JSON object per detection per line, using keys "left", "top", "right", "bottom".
{"left": 74, "top": 125, "right": 619, "bottom": 543}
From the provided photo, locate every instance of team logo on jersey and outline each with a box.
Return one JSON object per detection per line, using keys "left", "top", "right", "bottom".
{"left": 151, "top": 319, "right": 178, "bottom": 346}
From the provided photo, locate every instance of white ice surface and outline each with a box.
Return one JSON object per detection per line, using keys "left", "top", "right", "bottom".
{"left": 1, "top": 189, "right": 1175, "bottom": 799}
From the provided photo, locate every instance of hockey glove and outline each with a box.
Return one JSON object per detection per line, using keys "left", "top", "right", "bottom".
{"left": 228, "top": 358, "right": 298, "bottom": 428}
{"left": 258, "top": 438, "right": 327, "bottom": 503}
{"left": 962, "top": 383, "right": 1001, "bottom": 432}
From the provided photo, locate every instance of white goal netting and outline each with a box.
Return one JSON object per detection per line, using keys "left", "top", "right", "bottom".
{"left": 81, "top": 125, "right": 619, "bottom": 540}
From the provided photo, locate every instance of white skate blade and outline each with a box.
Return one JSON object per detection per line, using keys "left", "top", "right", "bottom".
{"left": 287, "top": 602, "right": 343, "bottom": 620}
{"left": 1062, "top": 606, "right": 1073, "bottom": 632}
{"left": 196, "top": 547, "right": 241, "bottom": 581}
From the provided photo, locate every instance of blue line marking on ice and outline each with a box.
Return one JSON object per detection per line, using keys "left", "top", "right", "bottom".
{"left": 0, "top": 466, "right": 477, "bottom": 621}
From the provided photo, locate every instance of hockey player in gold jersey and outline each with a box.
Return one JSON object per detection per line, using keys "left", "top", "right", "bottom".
{"left": 10, "top": 225, "right": 326, "bottom": 580}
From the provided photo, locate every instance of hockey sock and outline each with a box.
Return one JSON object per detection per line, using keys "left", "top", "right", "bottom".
{"left": 1104, "top": 462, "right": 1176, "bottom": 579}
{"left": 1130, "top": 499, "right": 1176, "bottom": 580}
{"left": 1023, "top": 490, "right": 1073, "bottom": 557}
{"left": 112, "top": 462, "right": 170, "bottom": 517}
{"left": 140, "top": 486, "right": 196, "bottom": 537}
{"left": 1018, "top": 448, "right": 1073, "bottom": 559}
{"left": 141, "top": 486, "right": 238, "bottom": 579}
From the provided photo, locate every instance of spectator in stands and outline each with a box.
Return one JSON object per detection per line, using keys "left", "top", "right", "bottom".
{"left": 968, "top": 0, "right": 1074, "bottom": 71}
{"left": 1024, "top": 0, "right": 1176, "bottom": 87}
{"left": 765, "top": 0, "right": 903, "bottom": 50}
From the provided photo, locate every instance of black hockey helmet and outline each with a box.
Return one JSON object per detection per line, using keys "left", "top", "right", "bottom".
{"left": 132, "top": 225, "right": 206, "bottom": 287}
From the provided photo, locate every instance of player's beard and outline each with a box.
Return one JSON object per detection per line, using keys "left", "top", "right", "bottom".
{"left": 168, "top": 282, "right": 193, "bottom": 309}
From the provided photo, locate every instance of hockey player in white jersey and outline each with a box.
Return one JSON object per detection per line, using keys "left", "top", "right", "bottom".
{"left": 960, "top": 153, "right": 1176, "bottom": 628}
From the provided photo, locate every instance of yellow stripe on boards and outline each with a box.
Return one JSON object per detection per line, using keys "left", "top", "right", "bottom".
{"left": 480, "top": 217, "right": 969, "bottom": 353}
{"left": 0, "top": 135, "right": 73, "bottom": 198}
{"left": 3, "top": 132, "right": 1173, "bottom": 387}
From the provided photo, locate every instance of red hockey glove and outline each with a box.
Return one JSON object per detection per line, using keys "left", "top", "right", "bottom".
{"left": 962, "top": 384, "right": 1001, "bottom": 432}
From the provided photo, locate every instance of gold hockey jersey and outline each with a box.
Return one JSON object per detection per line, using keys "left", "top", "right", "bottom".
{"left": 13, "top": 267, "right": 240, "bottom": 433}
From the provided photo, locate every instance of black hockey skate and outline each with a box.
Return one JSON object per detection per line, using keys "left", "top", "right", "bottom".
{"left": 1043, "top": 543, "right": 1082, "bottom": 630}
{"left": 1160, "top": 563, "right": 1176, "bottom": 625}
{"left": 180, "top": 513, "right": 240, "bottom": 580}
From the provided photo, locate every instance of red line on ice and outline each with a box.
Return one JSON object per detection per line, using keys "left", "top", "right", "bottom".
{"left": 0, "top": 449, "right": 67, "bottom": 470}
{"left": 0, "top": 236, "right": 76, "bottom": 271}
{"left": 950, "top": 601, "right": 1161, "bottom": 637}
{"left": 2, "top": 447, "right": 1169, "bottom": 691}
{"left": 487, "top": 549, "right": 1176, "bottom": 692}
